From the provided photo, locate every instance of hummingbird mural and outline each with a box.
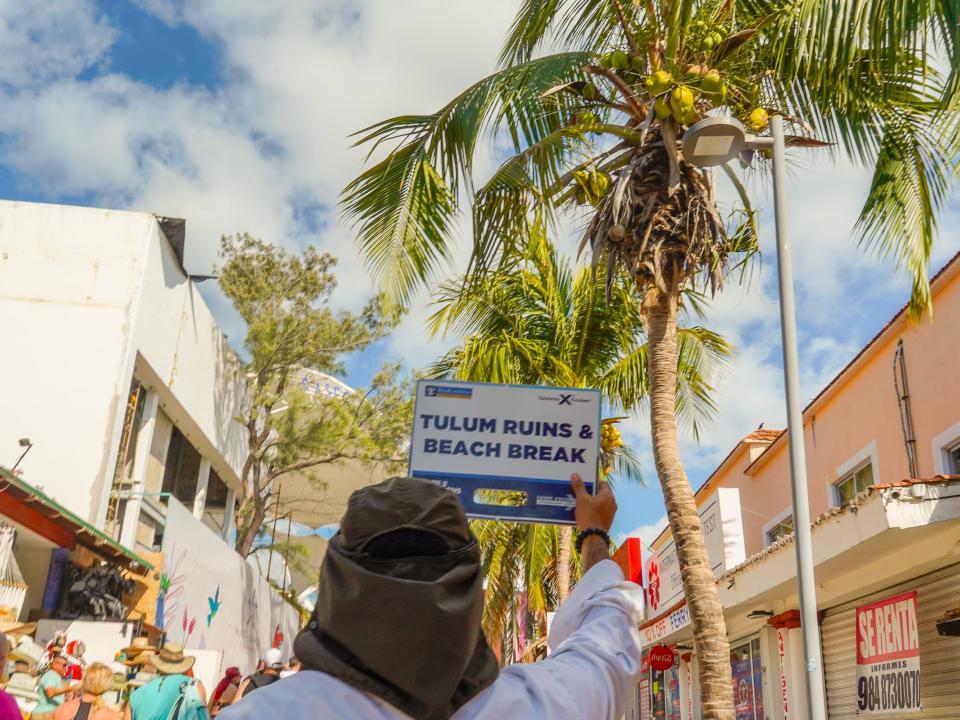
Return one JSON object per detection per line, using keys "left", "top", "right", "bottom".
{"left": 207, "top": 585, "right": 222, "bottom": 627}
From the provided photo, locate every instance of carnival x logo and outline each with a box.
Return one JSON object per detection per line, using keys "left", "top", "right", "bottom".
{"left": 558, "top": 394, "right": 573, "bottom": 405}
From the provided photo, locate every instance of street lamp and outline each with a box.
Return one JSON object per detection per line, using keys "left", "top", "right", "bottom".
{"left": 684, "top": 113, "right": 827, "bottom": 720}
{"left": 11, "top": 438, "right": 32, "bottom": 473}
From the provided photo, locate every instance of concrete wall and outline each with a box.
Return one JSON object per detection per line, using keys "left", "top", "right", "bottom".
{"left": 128, "top": 219, "right": 248, "bottom": 487}
{"left": 0, "top": 201, "right": 151, "bottom": 521}
{"left": 0, "top": 199, "right": 249, "bottom": 527}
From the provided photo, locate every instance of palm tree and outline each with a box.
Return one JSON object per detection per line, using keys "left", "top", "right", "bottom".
{"left": 343, "top": 2, "right": 957, "bottom": 714}
{"left": 426, "top": 223, "right": 729, "bottom": 659}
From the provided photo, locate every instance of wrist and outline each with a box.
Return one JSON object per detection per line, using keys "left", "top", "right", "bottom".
{"left": 575, "top": 527, "right": 611, "bottom": 554}
{"left": 581, "top": 534, "right": 609, "bottom": 553}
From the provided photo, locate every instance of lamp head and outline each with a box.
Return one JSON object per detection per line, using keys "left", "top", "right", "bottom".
{"left": 681, "top": 116, "right": 748, "bottom": 167}
{"left": 17, "top": 438, "right": 31, "bottom": 447}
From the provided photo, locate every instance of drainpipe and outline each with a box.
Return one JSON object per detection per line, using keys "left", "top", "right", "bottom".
{"left": 893, "top": 340, "right": 919, "bottom": 478}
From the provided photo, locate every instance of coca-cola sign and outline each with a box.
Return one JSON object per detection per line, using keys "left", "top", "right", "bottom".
{"left": 649, "top": 644, "right": 675, "bottom": 671}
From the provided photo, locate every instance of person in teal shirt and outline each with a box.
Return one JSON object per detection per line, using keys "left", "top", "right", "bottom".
{"left": 31, "top": 655, "right": 75, "bottom": 720}
{"left": 124, "top": 643, "right": 206, "bottom": 720}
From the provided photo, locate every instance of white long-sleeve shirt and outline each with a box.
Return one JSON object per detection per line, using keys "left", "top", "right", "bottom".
{"left": 220, "top": 559, "right": 644, "bottom": 719}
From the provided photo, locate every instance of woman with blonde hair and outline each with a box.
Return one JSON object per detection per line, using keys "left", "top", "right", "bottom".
{"left": 54, "top": 663, "right": 121, "bottom": 720}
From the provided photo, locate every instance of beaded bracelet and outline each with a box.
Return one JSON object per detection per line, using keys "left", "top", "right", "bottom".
{"left": 575, "top": 527, "right": 611, "bottom": 554}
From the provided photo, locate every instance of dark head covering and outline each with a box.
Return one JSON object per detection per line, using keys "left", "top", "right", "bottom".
{"left": 294, "top": 477, "right": 499, "bottom": 720}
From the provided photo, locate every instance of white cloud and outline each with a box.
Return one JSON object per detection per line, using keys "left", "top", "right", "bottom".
{"left": 1, "top": 0, "right": 958, "bottom": 474}
{"left": 0, "top": 0, "right": 518, "bottom": 315}
{"left": 615, "top": 513, "right": 668, "bottom": 549}
{"left": 0, "top": 0, "right": 114, "bottom": 87}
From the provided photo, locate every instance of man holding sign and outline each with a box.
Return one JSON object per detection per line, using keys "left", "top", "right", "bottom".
{"left": 220, "top": 473, "right": 644, "bottom": 720}
{"left": 410, "top": 380, "right": 602, "bottom": 524}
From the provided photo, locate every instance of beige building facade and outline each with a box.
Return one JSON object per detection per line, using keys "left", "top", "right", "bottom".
{"left": 630, "top": 252, "right": 960, "bottom": 720}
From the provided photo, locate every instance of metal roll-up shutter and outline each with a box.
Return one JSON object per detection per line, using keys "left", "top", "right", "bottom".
{"left": 821, "top": 562, "right": 960, "bottom": 719}
{"left": 822, "top": 602, "right": 858, "bottom": 718}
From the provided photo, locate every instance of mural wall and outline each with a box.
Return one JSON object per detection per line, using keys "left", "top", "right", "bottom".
{"left": 159, "top": 500, "right": 299, "bottom": 672}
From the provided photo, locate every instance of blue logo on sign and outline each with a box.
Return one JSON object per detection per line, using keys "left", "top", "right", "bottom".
{"left": 425, "top": 385, "right": 473, "bottom": 399}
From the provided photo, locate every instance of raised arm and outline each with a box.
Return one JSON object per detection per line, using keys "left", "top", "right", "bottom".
{"left": 457, "top": 474, "right": 644, "bottom": 719}
{"left": 571, "top": 473, "right": 617, "bottom": 573}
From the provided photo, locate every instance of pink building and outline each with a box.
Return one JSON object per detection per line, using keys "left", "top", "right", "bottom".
{"left": 631, "top": 252, "right": 960, "bottom": 720}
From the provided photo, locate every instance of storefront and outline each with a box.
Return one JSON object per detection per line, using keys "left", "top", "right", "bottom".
{"left": 820, "top": 561, "right": 960, "bottom": 719}
{"left": 0, "top": 467, "right": 155, "bottom": 623}
{"left": 629, "top": 478, "right": 960, "bottom": 720}
{"left": 634, "top": 639, "right": 767, "bottom": 720}
{"left": 730, "top": 636, "right": 765, "bottom": 720}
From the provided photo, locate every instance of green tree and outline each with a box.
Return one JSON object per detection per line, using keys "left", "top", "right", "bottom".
{"left": 342, "top": 2, "right": 958, "bottom": 714}
{"left": 218, "top": 234, "right": 412, "bottom": 557}
{"left": 427, "top": 224, "right": 729, "bottom": 660}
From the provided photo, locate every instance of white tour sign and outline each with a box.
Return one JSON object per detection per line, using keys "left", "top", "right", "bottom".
{"left": 409, "top": 380, "right": 600, "bottom": 524}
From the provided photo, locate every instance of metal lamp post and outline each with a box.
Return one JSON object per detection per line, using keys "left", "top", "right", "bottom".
{"left": 682, "top": 114, "right": 827, "bottom": 719}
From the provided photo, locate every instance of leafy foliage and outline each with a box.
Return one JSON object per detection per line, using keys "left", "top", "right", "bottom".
{"left": 426, "top": 226, "right": 730, "bottom": 655}
{"left": 343, "top": 0, "right": 959, "bottom": 705}
{"left": 218, "top": 234, "right": 413, "bottom": 557}
{"left": 345, "top": 0, "right": 958, "bottom": 317}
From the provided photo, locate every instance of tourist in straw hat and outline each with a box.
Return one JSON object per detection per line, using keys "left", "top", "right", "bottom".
{"left": 124, "top": 643, "right": 206, "bottom": 720}
{"left": 119, "top": 638, "right": 157, "bottom": 668}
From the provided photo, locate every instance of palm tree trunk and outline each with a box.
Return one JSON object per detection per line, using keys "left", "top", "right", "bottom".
{"left": 556, "top": 525, "right": 572, "bottom": 601}
{"left": 644, "top": 287, "right": 734, "bottom": 720}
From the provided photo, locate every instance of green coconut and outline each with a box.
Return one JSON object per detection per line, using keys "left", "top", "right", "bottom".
{"left": 749, "top": 107, "right": 769, "bottom": 131}
{"left": 654, "top": 98, "right": 672, "bottom": 119}
{"left": 575, "top": 110, "right": 598, "bottom": 125}
{"left": 670, "top": 84, "right": 695, "bottom": 114}
{"left": 702, "top": 69, "right": 722, "bottom": 93}
{"left": 645, "top": 70, "right": 673, "bottom": 95}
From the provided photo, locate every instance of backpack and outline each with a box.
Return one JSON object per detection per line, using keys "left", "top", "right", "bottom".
{"left": 167, "top": 678, "right": 209, "bottom": 720}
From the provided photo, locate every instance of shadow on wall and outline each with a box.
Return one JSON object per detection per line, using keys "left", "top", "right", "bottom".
{"left": 210, "top": 316, "right": 249, "bottom": 489}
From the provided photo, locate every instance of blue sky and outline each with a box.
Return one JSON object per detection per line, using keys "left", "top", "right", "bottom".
{"left": 2, "top": 1, "right": 958, "bottom": 548}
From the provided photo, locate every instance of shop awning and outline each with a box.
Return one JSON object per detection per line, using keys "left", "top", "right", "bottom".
{"left": 0, "top": 467, "right": 154, "bottom": 575}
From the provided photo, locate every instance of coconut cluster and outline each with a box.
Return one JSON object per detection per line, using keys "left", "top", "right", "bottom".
{"left": 600, "top": 421, "right": 624, "bottom": 476}
{"left": 568, "top": 21, "right": 770, "bottom": 144}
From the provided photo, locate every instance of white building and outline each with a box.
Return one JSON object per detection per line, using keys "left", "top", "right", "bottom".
{"left": 0, "top": 199, "right": 297, "bottom": 673}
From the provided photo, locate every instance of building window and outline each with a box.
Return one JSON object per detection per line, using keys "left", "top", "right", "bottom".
{"left": 649, "top": 665, "right": 681, "bottom": 720}
{"left": 202, "top": 470, "right": 230, "bottom": 534}
{"left": 835, "top": 462, "right": 874, "bottom": 505}
{"left": 766, "top": 515, "right": 794, "bottom": 545}
{"left": 948, "top": 441, "right": 960, "bottom": 474}
{"left": 161, "top": 427, "right": 202, "bottom": 506}
{"left": 730, "top": 637, "right": 765, "bottom": 720}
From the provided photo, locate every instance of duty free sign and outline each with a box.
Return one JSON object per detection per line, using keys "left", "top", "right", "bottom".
{"left": 409, "top": 380, "right": 601, "bottom": 523}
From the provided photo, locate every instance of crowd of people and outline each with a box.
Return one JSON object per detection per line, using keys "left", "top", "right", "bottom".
{"left": 0, "top": 628, "right": 300, "bottom": 720}
{"left": 3, "top": 474, "right": 643, "bottom": 719}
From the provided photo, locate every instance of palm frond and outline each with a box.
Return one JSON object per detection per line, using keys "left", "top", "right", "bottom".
{"left": 855, "top": 112, "right": 956, "bottom": 318}
{"left": 342, "top": 144, "right": 456, "bottom": 305}
{"left": 673, "top": 325, "right": 732, "bottom": 441}
{"left": 343, "top": 53, "right": 591, "bottom": 304}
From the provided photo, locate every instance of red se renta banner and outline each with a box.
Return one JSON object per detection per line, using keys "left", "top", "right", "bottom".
{"left": 856, "top": 590, "right": 921, "bottom": 714}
